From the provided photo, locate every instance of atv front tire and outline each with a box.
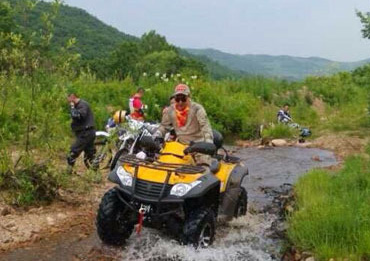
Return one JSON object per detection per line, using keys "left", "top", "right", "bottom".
{"left": 96, "top": 188, "right": 134, "bottom": 246}
{"left": 234, "top": 187, "right": 248, "bottom": 218}
{"left": 183, "top": 208, "right": 216, "bottom": 248}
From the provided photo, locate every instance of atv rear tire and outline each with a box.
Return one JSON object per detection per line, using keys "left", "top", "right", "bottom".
{"left": 234, "top": 187, "right": 248, "bottom": 218}
{"left": 183, "top": 208, "right": 215, "bottom": 248}
{"left": 96, "top": 188, "right": 134, "bottom": 246}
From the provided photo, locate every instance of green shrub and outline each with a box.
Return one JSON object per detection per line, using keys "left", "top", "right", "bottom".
{"left": 262, "top": 124, "right": 295, "bottom": 139}
{"left": 288, "top": 156, "right": 370, "bottom": 260}
{"left": 0, "top": 157, "right": 61, "bottom": 206}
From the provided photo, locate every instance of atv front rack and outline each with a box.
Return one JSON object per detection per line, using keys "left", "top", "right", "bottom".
{"left": 120, "top": 154, "right": 205, "bottom": 174}
{"left": 119, "top": 155, "right": 205, "bottom": 214}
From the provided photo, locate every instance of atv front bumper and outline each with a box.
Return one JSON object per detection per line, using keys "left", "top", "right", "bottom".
{"left": 114, "top": 186, "right": 185, "bottom": 221}
{"left": 116, "top": 186, "right": 184, "bottom": 204}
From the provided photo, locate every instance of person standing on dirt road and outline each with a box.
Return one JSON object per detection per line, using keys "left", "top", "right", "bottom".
{"left": 67, "top": 92, "right": 97, "bottom": 172}
{"left": 157, "top": 84, "right": 213, "bottom": 167}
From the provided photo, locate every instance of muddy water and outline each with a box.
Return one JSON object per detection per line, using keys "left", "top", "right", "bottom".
{"left": 0, "top": 147, "right": 337, "bottom": 261}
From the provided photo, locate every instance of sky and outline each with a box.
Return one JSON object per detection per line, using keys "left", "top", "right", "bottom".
{"left": 59, "top": 0, "right": 370, "bottom": 62}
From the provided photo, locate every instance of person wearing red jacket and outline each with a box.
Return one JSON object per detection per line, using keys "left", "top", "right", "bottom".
{"left": 129, "top": 87, "right": 145, "bottom": 121}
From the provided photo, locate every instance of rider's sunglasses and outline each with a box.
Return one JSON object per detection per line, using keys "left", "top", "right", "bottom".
{"left": 175, "top": 95, "right": 187, "bottom": 103}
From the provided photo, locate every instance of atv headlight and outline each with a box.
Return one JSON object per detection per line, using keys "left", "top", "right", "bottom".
{"left": 116, "top": 166, "right": 133, "bottom": 187}
{"left": 170, "top": 180, "right": 202, "bottom": 197}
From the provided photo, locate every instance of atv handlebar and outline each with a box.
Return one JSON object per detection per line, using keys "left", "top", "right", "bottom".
{"left": 183, "top": 142, "right": 217, "bottom": 156}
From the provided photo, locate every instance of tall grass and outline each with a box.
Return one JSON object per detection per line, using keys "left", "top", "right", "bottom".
{"left": 262, "top": 124, "right": 295, "bottom": 139}
{"left": 288, "top": 156, "right": 370, "bottom": 260}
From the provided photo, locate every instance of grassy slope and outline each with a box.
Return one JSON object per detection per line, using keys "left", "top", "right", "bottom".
{"left": 288, "top": 156, "right": 370, "bottom": 260}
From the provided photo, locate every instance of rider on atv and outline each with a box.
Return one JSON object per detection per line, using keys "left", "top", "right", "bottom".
{"left": 156, "top": 84, "right": 213, "bottom": 167}
{"left": 96, "top": 84, "right": 248, "bottom": 248}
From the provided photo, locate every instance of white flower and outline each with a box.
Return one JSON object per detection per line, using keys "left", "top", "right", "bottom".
{"left": 143, "top": 72, "right": 147, "bottom": 77}
{"left": 170, "top": 74, "right": 174, "bottom": 78}
{"left": 154, "top": 104, "right": 160, "bottom": 108}
{"left": 182, "top": 78, "right": 185, "bottom": 82}
{"left": 191, "top": 75, "right": 197, "bottom": 80}
{"left": 164, "top": 78, "right": 169, "bottom": 82}
{"left": 176, "top": 73, "right": 181, "bottom": 77}
{"left": 145, "top": 88, "right": 151, "bottom": 92}
{"left": 155, "top": 72, "right": 160, "bottom": 77}
{"left": 162, "top": 73, "right": 167, "bottom": 78}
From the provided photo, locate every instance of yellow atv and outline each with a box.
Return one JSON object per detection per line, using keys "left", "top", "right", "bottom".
{"left": 96, "top": 133, "right": 248, "bottom": 247}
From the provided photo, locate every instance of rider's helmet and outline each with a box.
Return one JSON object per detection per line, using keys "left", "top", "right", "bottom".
{"left": 113, "top": 110, "right": 126, "bottom": 124}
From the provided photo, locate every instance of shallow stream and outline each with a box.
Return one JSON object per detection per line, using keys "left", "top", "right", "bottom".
{"left": 1, "top": 147, "right": 337, "bottom": 261}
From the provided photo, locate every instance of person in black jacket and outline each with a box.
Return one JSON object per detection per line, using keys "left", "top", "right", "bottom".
{"left": 67, "top": 93, "right": 96, "bottom": 171}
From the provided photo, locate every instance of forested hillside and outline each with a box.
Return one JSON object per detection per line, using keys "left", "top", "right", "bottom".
{"left": 10, "top": 0, "right": 135, "bottom": 59}
{"left": 7, "top": 0, "right": 237, "bottom": 80}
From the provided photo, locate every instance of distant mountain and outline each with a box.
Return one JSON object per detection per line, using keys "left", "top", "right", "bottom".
{"left": 187, "top": 48, "right": 370, "bottom": 79}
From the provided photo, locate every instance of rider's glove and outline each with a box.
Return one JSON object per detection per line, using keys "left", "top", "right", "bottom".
{"left": 153, "top": 130, "right": 162, "bottom": 139}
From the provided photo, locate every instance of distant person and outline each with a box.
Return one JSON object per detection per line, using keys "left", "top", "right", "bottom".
{"left": 277, "top": 104, "right": 292, "bottom": 124}
{"left": 67, "top": 92, "right": 96, "bottom": 172}
{"left": 129, "top": 87, "right": 145, "bottom": 121}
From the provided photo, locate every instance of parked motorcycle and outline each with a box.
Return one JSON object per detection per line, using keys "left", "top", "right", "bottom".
{"left": 109, "top": 117, "right": 159, "bottom": 170}
{"left": 92, "top": 115, "right": 159, "bottom": 170}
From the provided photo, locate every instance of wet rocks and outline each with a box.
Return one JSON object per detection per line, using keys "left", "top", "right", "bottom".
{"left": 271, "top": 139, "right": 288, "bottom": 147}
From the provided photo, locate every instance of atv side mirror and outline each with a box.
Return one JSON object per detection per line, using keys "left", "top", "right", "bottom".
{"left": 184, "top": 142, "right": 217, "bottom": 156}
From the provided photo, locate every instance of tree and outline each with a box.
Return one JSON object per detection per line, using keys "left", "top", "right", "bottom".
{"left": 109, "top": 41, "right": 140, "bottom": 80}
{"left": 357, "top": 9, "right": 370, "bottom": 125}
{"left": 136, "top": 50, "right": 184, "bottom": 76}
{"left": 139, "top": 30, "right": 175, "bottom": 55}
{"left": 0, "top": 1, "right": 15, "bottom": 33}
{"left": 357, "top": 10, "right": 370, "bottom": 39}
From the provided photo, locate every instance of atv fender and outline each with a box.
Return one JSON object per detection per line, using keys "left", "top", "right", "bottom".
{"left": 183, "top": 173, "right": 220, "bottom": 199}
{"left": 108, "top": 167, "right": 121, "bottom": 185}
{"left": 219, "top": 165, "right": 248, "bottom": 218}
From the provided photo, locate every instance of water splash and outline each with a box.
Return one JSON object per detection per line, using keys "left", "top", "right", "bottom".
{"left": 122, "top": 213, "right": 279, "bottom": 261}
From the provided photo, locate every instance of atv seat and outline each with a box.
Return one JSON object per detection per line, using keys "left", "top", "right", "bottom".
{"left": 210, "top": 159, "right": 221, "bottom": 174}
